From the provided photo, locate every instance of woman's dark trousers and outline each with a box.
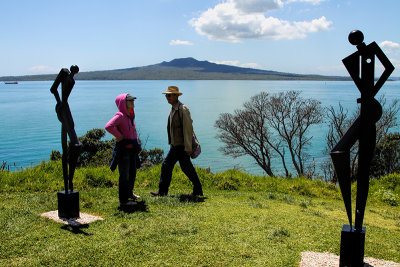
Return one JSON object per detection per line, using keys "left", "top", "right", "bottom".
{"left": 118, "top": 149, "right": 137, "bottom": 203}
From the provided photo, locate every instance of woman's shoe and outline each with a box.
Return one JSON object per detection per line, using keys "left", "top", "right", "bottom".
{"left": 150, "top": 190, "right": 167, "bottom": 196}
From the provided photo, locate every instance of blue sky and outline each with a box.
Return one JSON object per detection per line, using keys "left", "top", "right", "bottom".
{"left": 1, "top": 0, "right": 399, "bottom": 77}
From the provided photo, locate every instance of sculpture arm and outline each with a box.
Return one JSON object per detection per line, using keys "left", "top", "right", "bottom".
{"left": 342, "top": 52, "right": 363, "bottom": 93}
{"left": 50, "top": 69, "right": 69, "bottom": 103}
{"left": 371, "top": 42, "right": 395, "bottom": 96}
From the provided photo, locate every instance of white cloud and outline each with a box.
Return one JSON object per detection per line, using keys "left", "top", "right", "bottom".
{"left": 286, "top": 0, "right": 326, "bottom": 5}
{"left": 390, "top": 58, "right": 400, "bottom": 69}
{"left": 169, "top": 40, "right": 194, "bottom": 46}
{"left": 190, "top": 0, "right": 332, "bottom": 42}
{"left": 379, "top": 40, "right": 400, "bottom": 54}
{"left": 211, "top": 60, "right": 261, "bottom": 69}
{"left": 28, "top": 65, "right": 58, "bottom": 74}
{"left": 212, "top": 60, "right": 241, "bottom": 66}
{"left": 240, "top": 62, "right": 262, "bottom": 68}
{"left": 234, "top": 0, "right": 283, "bottom": 13}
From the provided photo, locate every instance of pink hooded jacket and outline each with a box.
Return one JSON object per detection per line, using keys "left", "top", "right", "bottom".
{"left": 105, "top": 93, "right": 138, "bottom": 147}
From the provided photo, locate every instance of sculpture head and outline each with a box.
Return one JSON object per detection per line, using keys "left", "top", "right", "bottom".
{"left": 70, "top": 65, "right": 79, "bottom": 75}
{"left": 348, "top": 30, "right": 364, "bottom": 46}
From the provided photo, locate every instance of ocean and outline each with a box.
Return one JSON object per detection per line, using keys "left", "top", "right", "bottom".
{"left": 1, "top": 80, "right": 399, "bottom": 174}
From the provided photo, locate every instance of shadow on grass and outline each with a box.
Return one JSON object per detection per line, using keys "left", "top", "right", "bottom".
{"left": 118, "top": 200, "right": 148, "bottom": 213}
{"left": 61, "top": 224, "right": 92, "bottom": 235}
{"left": 178, "top": 194, "right": 207, "bottom": 203}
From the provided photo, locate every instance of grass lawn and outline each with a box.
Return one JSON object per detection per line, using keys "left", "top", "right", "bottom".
{"left": 0, "top": 164, "right": 399, "bottom": 266}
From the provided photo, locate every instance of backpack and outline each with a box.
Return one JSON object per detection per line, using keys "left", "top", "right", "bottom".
{"left": 177, "top": 104, "right": 201, "bottom": 159}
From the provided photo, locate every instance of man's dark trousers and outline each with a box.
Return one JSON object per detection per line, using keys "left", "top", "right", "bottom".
{"left": 159, "top": 145, "right": 203, "bottom": 195}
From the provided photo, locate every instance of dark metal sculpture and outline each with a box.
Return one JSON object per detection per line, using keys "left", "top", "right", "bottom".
{"left": 50, "top": 65, "right": 82, "bottom": 218}
{"left": 331, "top": 30, "right": 394, "bottom": 266}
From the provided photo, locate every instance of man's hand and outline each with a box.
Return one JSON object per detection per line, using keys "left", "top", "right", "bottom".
{"left": 116, "top": 136, "right": 123, "bottom": 142}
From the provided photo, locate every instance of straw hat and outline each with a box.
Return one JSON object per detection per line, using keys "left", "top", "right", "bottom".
{"left": 162, "top": 86, "right": 182, "bottom": 96}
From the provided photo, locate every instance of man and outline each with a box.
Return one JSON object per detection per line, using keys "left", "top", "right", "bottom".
{"left": 150, "top": 86, "right": 203, "bottom": 197}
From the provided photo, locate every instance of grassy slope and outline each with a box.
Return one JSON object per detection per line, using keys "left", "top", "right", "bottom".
{"left": 0, "top": 162, "right": 399, "bottom": 266}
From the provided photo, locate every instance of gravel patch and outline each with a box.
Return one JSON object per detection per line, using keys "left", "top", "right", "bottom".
{"left": 41, "top": 210, "right": 104, "bottom": 227}
{"left": 299, "top": 252, "right": 400, "bottom": 267}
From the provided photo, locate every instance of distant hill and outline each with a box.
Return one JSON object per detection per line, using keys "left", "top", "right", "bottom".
{"left": 0, "top": 57, "right": 350, "bottom": 81}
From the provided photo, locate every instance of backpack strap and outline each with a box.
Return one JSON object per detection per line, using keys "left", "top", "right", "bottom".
{"left": 177, "top": 103, "right": 184, "bottom": 139}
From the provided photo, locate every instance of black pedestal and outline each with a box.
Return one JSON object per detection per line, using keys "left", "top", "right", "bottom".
{"left": 339, "top": 224, "right": 366, "bottom": 267}
{"left": 57, "top": 190, "right": 79, "bottom": 218}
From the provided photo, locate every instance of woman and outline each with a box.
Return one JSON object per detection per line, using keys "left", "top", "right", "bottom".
{"left": 105, "top": 93, "right": 141, "bottom": 206}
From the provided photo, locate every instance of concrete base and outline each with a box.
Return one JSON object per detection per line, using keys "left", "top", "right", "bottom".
{"left": 340, "top": 224, "right": 366, "bottom": 267}
{"left": 299, "top": 251, "right": 400, "bottom": 267}
{"left": 57, "top": 190, "right": 79, "bottom": 219}
{"left": 41, "top": 210, "right": 103, "bottom": 227}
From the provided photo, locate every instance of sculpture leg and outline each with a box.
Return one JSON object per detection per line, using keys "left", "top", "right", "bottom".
{"left": 61, "top": 103, "right": 82, "bottom": 192}
{"left": 68, "top": 142, "right": 81, "bottom": 192}
{"left": 331, "top": 150, "right": 352, "bottom": 226}
{"left": 331, "top": 117, "right": 360, "bottom": 226}
{"left": 354, "top": 123, "right": 376, "bottom": 231}
{"left": 355, "top": 99, "right": 382, "bottom": 231}
{"left": 61, "top": 125, "right": 69, "bottom": 194}
{"left": 61, "top": 103, "right": 80, "bottom": 145}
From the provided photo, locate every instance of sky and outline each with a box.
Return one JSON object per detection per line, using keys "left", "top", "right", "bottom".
{"left": 1, "top": 0, "right": 400, "bottom": 77}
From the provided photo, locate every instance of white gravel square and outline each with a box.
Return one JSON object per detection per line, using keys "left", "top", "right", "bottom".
{"left": 41, "top": 210, "right": 103, "bottom": 227}
{"left": 299, "top": 251, "right": 400, "bottom": 267}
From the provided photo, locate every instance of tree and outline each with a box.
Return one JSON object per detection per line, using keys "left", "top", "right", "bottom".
{"left": 215, "top": 92, "right": 277, "bottom": 176}
{"left": 370, "top": 132, "right": 400, "bottom": 177}
{"left": 324, "top": 95, "right": 399, "bottom": 181}
{"left": 215, "top": 91, "right": 323, "bottom": 177}
{"left": 266, "top": 91, "right": 323, "bottom": 177}
{"left": 324, "top": 103, "right": 358, "bottom": 182}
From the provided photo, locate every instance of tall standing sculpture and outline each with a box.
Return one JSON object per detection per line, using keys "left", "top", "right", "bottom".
{"left": 50, "top": 65, "right": 82, "bottom": 219}
{"left": 331, "top": 30, "right": 395, "bottom": 266}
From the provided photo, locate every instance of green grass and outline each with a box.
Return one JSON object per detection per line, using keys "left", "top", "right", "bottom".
{"left": 0, "top": 162, "right": 399, "bottom": 266}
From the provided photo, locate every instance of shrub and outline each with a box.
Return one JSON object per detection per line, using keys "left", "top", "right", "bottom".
{"left": 379, "top": 173, "right": 400, "bottom": 192}
{"left": 90, "top": 149, "right": 113, "bottom": 167}
{"left": 217, "top": 179, "right": 239, "bottom": 191}
{"left": 139, "top": 148, "right": 164, "bottom": 167}
{"left": 82, "top": 169, "right": 115, "bottom": 188}
{"left": 370, "top": 133, "right": 400, "bottom": 177}
{"left": 50, "top": 150, "right": 62, "bottom": 161}
{"left": 77, "top": 129, "right": 114, "bottom": 167}
{"left": 374, "top": 188, "right": 399, "bottom": 206}
{"left": 50, "top": 128, "right": 113, "bottom": 167}
{"left": 289, "top": 179, "right": 316, "bottom": 197}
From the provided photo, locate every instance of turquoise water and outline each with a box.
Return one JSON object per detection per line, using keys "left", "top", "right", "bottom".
{"left": 0, "top": 80, "right": 398, "bottom": 174}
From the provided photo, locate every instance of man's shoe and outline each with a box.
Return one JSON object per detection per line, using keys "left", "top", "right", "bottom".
{"left": 192, "top": 191, "right": 203, "bottom": 197}
{"left": 130, "top": 194, "right": 140, "bottom": 200}
{"left": 150, "top": 191, "right": 166, "bottom": 197}
{"left": 120, "top": 200, "right": 137, "bottom": 206}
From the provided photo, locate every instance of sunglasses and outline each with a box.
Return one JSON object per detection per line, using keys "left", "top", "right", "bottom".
{"left": 165, "top": 94, "right": 177, "bottom": 98}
